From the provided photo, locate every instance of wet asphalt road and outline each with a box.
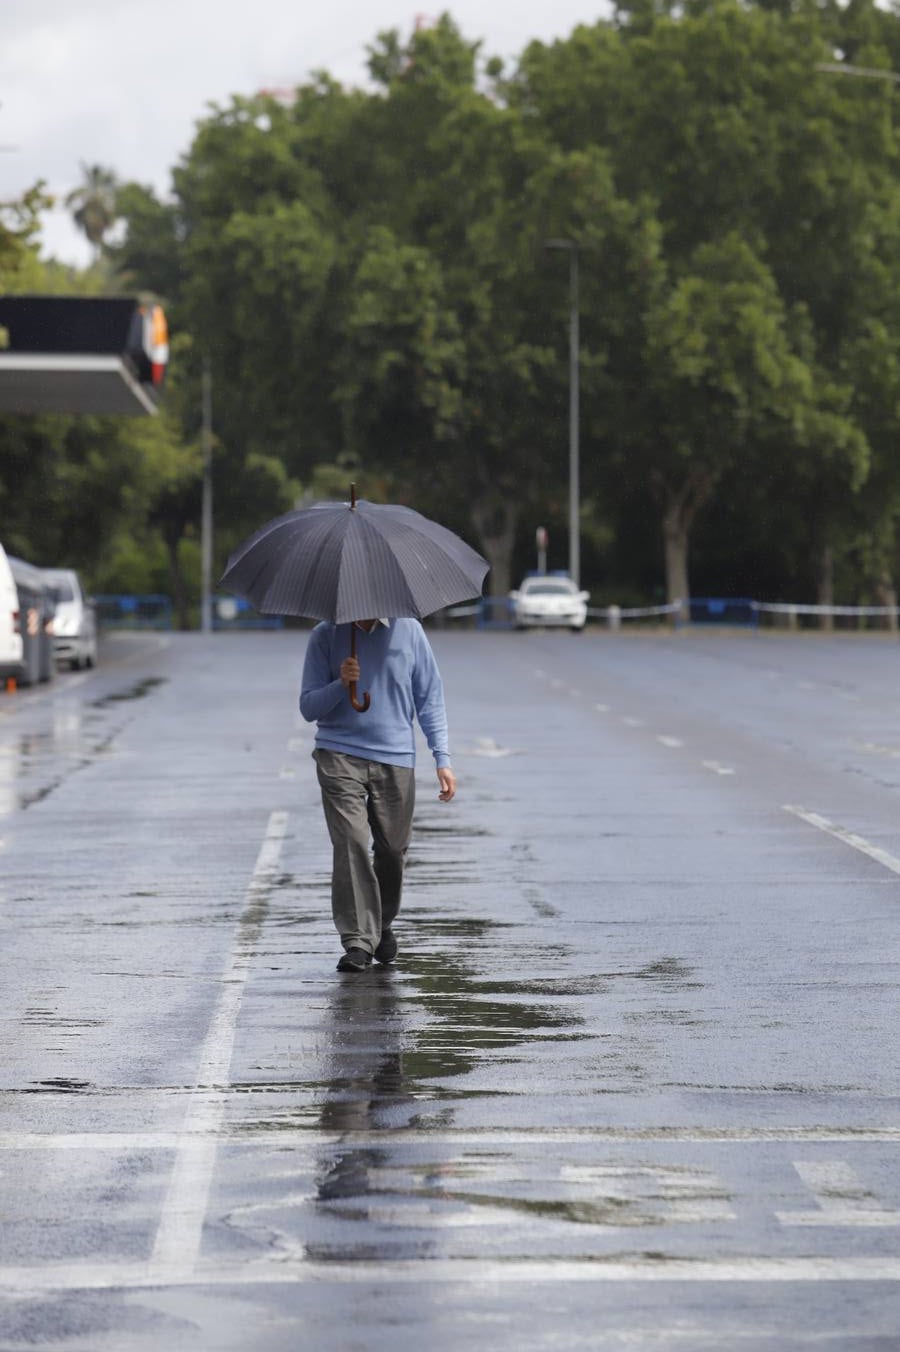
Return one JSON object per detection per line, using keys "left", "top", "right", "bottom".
{"left": 1, "top": 627, "right": 900, "bottom": 1350}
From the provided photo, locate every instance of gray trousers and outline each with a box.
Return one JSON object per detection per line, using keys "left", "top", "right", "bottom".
{"left": 314, "top": 748, "right": 416, "bottom": 954}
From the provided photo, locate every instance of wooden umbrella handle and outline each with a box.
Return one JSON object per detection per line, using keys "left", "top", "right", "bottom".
{"left": 349, "top": 624, "right": 371, "bottom": 713}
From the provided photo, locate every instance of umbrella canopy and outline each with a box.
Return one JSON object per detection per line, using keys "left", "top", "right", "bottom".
{"left": 220, "top": 486, "right": 489, "bottom": 625}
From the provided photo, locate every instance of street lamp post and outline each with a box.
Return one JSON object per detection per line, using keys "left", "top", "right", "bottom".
{"left": 545, "top": 239, "right": 580, "bottom": 587}
{"left": 201, "top": 357, "right": 214, "bottom": 635}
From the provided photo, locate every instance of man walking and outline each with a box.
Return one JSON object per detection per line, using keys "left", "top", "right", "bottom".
{"left": 300, "top": 617, "right": 456, "bottom": 972}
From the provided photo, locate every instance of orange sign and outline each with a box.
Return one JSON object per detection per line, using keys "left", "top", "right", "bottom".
{"left": 141, "top": 304, "right": 169, "bottom": 387}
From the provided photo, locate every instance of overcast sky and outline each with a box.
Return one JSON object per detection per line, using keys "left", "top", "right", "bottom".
{"left": 2, "top": 0, "right": 609, "bottom": 266}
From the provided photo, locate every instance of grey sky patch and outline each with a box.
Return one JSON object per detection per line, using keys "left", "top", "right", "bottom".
{"left": 1, "top": 0, "right": 609, "bottom": 265}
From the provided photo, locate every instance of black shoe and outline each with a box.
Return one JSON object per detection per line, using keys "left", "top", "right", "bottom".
{"left": 337, "top": 947, "right": 372, "bottom": 972}
{"left": 374, "top": 929, "right": 398, "bottom": 964}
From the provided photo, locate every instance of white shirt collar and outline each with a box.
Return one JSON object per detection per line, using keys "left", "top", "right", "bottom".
{"left": 353, "top": 618, "right": 389, "bottom": 631}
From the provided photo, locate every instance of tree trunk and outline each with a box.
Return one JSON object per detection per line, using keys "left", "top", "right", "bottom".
{"left": 662, "top": 497, "right": 691, "bottom": 624}
{"left": 816, "top": 545, "right": 834, "bottom": 633}
{"left": 470, "top": 494, "right": 518, "bottom": 607}
{"left": 875, "top": 568, "right": 898, "bottom": 634}
{"left": 163, "top": 531, "right": 191, "bottom": 631}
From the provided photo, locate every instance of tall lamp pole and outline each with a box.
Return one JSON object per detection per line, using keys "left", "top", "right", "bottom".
{"left": 201, "top": 356, "right": 214, "bottom": 635}
{"left": 545, "top": 239, "right": 580, "bottom": 587}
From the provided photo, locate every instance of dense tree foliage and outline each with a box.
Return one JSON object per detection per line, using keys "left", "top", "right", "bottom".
{"left": 8, "top": 1, "right": 900, "bottom": 618}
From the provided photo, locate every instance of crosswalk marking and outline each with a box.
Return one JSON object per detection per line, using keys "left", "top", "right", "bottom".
{"left": 560, "top": 1163, "right": 736, "bottom": 1223}
{"left": 777, "top": 1161, "right": 900, "bottom": 1228}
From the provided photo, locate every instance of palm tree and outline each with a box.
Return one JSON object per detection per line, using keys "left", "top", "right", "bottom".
{"left": 65, "top": 163, "right": 118, "bottom": 258}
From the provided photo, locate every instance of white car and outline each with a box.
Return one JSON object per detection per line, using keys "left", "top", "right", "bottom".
{"left": 0, "top": 543, "right": 24, "bottom": 683}
{"left": 42, "top": 568, "right": 97, "bottom": 669}
{"left": 510, "top": 575, "right": 590, "bottom": 631}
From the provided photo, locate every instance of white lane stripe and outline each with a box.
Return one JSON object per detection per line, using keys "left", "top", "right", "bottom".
{"left": 622, "top": 716, "right": 644, "bottom": 727}
{"left": 6, "top": 1257, "right": 900, "bottom": 1290}
{"left": 702, "top": 761, "right": 736, "bottom": 776}
{"left": 778, "top": 1161, "right": 900, "bottom": 1228}
{"left": 148, "top": 810, "right": 288, "bottom": 1283}
{"left": 852, "top": 740, "right": 900, "bottom": 760}
{"left": 4, "top": 1127, "right": 900, "bottom": 1150}
{"left": 657, "top": 736, "right": 683, "bottom": 749}
{"left": 783, "top": 807, "right": 900, "bottom": 877}
{"left": 594, "top": 703, "right": 610, "bottom": 712}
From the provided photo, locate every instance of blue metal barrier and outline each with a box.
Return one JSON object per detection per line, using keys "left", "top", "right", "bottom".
{"left": 689, "top": 598, "right": 758, "bottom": 628}
{"left": 212, "top": 595, "right": 284, "bottom": 630}
{"left": 477, "top": 596, "right": 515, "bottom": 630}
{"left": 94, "top": 594, "right": 173, "bottom": 630}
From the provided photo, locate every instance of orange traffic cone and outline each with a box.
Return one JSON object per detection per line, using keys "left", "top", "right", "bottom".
{"left": 6, "top": 677, "right": 16, "bottom": 694}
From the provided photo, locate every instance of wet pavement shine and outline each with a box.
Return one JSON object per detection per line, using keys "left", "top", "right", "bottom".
{"left": 1, "top": 628, "right": 900, "bottom": 1349}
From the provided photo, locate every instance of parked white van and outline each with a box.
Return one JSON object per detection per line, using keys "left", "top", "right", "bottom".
{"left": 42, "top": 568, "right": 97, "bottom": 669}
{"left": 0, "top": 543, "right": 23, "bottom": 683}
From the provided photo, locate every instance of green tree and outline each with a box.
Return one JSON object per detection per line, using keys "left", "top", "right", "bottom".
{"left": 65, "top": 163, "right": 119, "bottom": 258}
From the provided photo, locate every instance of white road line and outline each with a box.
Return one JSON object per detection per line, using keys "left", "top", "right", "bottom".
{"left": 777, "top": 1161, "right": 900, "bottom": 1228}
{"left": 852, "top": 740, "right": 900, "bottom": 760}
{"left": 702, "top": 760, "right": 736, "bottom": 776}
{"left": 594, "top": 703, "right": 610, "bottom": 712}
{"left": 5, "top": 1256, "right": 900, "bottom": 1291}
{"left": 147, "top": 810, "right": 288, "bottom": 1284}
{"left": 3, "top": 1127, "right": 900, "bottom": 1150}
{"left": 657, "top": 736, "right": 683, "bottom": 749}
{"left": 783, "top": 807, "right": 900, "bottom": 877}
{"left": 622, "top": 716, "right": 644, "bottom": 727}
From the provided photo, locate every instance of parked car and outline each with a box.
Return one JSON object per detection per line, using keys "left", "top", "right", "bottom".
{"left": 510, "top": 574, "right": 590, "bottom": 631}
{"left": 0, "top": 543, "right": 24, "bottom": 684}
{"left": 42, "top": 568, "right": 97, "bottom": 670}
{"left": 7, "top": 555, "right": 56, "bottom": 685}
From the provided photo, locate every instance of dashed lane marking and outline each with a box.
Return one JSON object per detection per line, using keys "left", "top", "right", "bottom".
{"left": 783, "top": 807, "right": 900, "bottom": 878}
{"left": 622, "top": 716, "right": 645, "bottom": 727}
{"left": 851, "top": 740, "right": 900, "bottom": 760}
{"left": 147, "top": 809, "right": 289, "bottom": 1284}
{"left": 702, "top": 760, "right": 736, "bottom": 776}
{"left": 657, "top": 736, "right": 684, "bottom": 749}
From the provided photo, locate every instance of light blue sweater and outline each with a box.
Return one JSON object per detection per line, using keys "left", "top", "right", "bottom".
{"left": 299, "top": 618, "right": 451, "bottom": 769}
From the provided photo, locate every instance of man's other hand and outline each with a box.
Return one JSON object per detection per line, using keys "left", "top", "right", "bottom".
{"left": 437, "top": 767, "right": 457, "bottom": 802}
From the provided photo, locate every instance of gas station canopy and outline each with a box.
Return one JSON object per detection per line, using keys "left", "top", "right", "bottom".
{"left": 0, "top": 296, "right": 169, "bottom": 416}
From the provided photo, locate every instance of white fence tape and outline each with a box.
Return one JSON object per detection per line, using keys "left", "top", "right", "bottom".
{"left": 588, "top": 602, "right": 682, "bottom": 620}
{"left": 444, "top": 598, "right": 898, "bottom": 627}
{"left": 752, "top": 601, "right": 900, "bottom": 617}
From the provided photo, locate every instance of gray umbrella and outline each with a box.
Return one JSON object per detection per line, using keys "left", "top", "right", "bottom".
{"left": 219, "top": 485, "right": 489, "bottom": 711}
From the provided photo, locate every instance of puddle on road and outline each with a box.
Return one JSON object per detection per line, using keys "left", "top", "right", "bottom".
{"left": 27, "top": 1078, "right": 95, "bottom": 1094}
{"left": 89, "top": 676, "right": 167, "bottom": 708}
{"left": 0, "top": 678, "right": 166, "bottom": 815}
{"left": 631, "top": 957, "right": 700, "bottom": 986}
